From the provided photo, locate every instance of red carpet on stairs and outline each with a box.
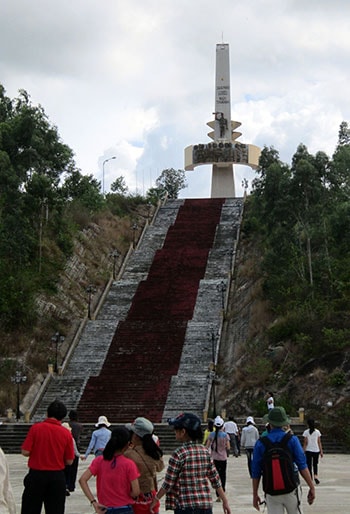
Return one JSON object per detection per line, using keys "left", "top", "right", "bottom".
{"left": 78, "top": 199, "right": 224, "bottom": 422}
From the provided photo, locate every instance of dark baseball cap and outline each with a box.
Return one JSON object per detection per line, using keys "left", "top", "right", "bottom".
{"left": 168, "top": 412, "right": 202, "bottom": 431}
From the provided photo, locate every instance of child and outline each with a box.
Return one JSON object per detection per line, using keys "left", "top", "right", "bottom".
{"left": 79, "top": 427, "right": 140, "bottom": 514}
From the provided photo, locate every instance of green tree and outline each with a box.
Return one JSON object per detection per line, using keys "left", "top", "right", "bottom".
{"left": 247, "top": 126, "right": 350, "bottom": 349}
{"left": 154, "top": 168, "right": 187, "bottom": 199}
{"left": 146, "top": 186, "right": 165, "bottom": 204}
{"left": 0, "top": 86, "right": 78, "bottom": 328}
{"left": 111, "top": 176, "right": 128, "bottom": 195}
{"left": 250, "top": 146, "right": 292, "bottom": 233}
{"left": 338, "top": 121, "right": 350, "bottom": 146}
{"left": 62, "top": 170, "right": 103, "bottom": 212}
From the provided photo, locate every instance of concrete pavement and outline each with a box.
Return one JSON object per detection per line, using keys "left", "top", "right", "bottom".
{"left": 6, "top": 452, "right": 349, "bottom": 514}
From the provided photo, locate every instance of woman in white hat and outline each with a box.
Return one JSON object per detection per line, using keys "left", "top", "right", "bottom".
{"left": 81, "top": 415, "right": 112, "bottom": 460}
{"left": 206, "top": 415, "right": 230, "bottom": 500}
{"left": 124, "top": 417, "right": 164, "bottom": 514}
{"left": 240, "top": 416, "right": 259, "bottom": 478}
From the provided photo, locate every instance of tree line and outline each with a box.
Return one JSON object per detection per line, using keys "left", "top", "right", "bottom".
{"left": 245, "top": 121, "right": 350, "bottom": 368}
{"left": 0, "top": 86, "right": 186, "bottom": 330}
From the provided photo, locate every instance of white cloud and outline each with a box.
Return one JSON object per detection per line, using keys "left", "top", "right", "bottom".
{"left": 1, "top": 0, "right": 350, "bottom": 197}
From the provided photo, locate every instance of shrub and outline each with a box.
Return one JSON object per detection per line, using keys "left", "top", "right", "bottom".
{"left": 251, "top": 398, "right": 267, "bottom": 417}
{"left": 322, "top": 328, "right": 350, "bottom": 351}
{"left": 245, "top": 357, "right": 273, "bottom": 385}
{"left": 328, "top": 370, "right": 346, "bottom": 387}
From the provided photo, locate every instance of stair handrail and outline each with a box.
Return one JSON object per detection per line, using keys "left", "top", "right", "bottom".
{"left": 26, "top": 372, "right": 53, "bottom": 421}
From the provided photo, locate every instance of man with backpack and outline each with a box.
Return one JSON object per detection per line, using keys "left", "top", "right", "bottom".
{"left": 251, "top": 406, "right": 315, "bottom": 513}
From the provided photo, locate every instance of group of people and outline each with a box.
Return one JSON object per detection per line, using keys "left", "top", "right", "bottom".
{"left": 15, "top": 401, "right": 232, "bottom": 514}
{"left": 0, "top": 399, "right": 324, "bottom": 514}
{"left": 15, "top": 402, "right": 231, "bottom": 514}
{"left": 201, "top": 405, "right": 322, "bottom": 514}
{"left": 78, "top": 412, "right": 232, "bottom": 514}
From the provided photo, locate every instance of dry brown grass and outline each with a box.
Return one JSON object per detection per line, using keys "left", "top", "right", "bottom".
{"left": 0, "top": 207, "right": 146, "bottom": 417}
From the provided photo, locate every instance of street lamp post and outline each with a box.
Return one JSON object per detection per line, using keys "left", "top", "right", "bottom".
{"left": 207, "top": 329, "right": 219, "bottom": 417}
{"left": 11, "top": 370, "right": 27, "bottom": 421}
{"left": 210, "top": 330, "right": 218, "bottom": 363}
{"left": 132, "top": 223, "right": 138, "bottom": 249}
{"left": 51, "top": 332, "right": 65, "bottom": 373}
{"left": 217, "top": 280, "right": 227, "bottom": 309}
{"left": 110, "top": 250, "right": 120, "bottom": 280}
{"left": 208, "top": 369, "right": 217, "bottom": 417}
{"left": 86, "top": 285, "right": 96, "bottom": 319}
{"left": 102, "top": 156, "right": 116, "bottom": 196}
{"left": 147, "top": 201, "right": 152, "bottom": 222}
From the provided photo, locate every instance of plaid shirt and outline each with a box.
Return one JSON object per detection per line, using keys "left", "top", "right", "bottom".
{"left": 161, "top": 442, "right": 222, "bottom": 510}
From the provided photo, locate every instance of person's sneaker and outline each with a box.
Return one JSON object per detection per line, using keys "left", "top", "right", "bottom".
{"left": 315, "top": 478, "right": 320, "bottom": 485}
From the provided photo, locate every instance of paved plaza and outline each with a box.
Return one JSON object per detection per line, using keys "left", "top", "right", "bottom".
{"left": 6, "top": 452, "right": 349, "bottom": 514}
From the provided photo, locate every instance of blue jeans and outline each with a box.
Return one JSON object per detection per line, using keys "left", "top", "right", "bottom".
{"left": 245, "top": 448, "right": 254, "bottom": 478}
{"left": 106, "top": 507, "right": 134, "bottom": 514}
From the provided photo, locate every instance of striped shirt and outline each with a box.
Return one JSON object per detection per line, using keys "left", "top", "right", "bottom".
{"left": 161, "top": 442, "right": 222, "bottom": 510}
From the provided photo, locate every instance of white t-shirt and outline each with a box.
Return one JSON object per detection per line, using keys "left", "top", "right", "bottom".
{"left": 241, "top": 424, "right": 259, "bottom": 449}
{"left": 224, "top": 421, "right": 238, "bottom": 435}
{"left": 266, "top": 396, "right": 274, "bottom": 410}
{"left": 303, "top": 428, "right": 321, "bottom": 452}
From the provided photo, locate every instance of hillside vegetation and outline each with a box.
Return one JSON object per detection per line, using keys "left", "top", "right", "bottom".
{"left": 219, "top": 125, "right": 350, "bottom": 447}
{"left": 0, "top": 86, "right": 184, "bottom": 415}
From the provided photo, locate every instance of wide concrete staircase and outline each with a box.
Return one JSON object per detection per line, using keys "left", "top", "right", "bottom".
{"left": 33, "top": 199, "right": 183, "bottom": 420}
{"left": 32, "top": 198, "right": 243, "bottom": 423}
{"left": 78, "top": 198, "right": 227, "bottom": 422}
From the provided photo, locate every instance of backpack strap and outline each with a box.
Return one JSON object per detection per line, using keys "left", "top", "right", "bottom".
{"left": 260, "top": 431, "right": 293, "bottom": 450}
{"left": 260, "top": 435, "right": 273, "bottom": 450}
{"left": 279, "top": 432, "right": 293, "bottom": 449}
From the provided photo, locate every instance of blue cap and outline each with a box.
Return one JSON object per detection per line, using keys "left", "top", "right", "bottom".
{"left": 168, "top": 412, "right": 201, "bottom": 431}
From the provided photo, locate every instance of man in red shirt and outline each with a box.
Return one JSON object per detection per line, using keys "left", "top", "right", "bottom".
{"left": 21, "top": 400, "right": 75, "bottom": 514}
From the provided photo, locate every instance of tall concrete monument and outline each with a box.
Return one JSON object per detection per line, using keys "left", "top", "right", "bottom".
{"left": 185, "top": 43, "right": 260, "bottom": 197}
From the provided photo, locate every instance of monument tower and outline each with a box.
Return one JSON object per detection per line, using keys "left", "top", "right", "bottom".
{"left": 185, "top": 43, "right": 260, "bottom": 197}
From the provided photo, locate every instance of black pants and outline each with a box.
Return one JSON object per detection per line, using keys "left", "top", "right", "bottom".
{"left": 305, "top": 451, "right": 320, "bottom": 478}
{"left": 64, "top": 456, "right": 79, "bottom": 491}
{"left": 213, "top": 459, "right": 227, "bottom": 491}
{"left": 21, "top": 469, "right": 66, "bottom": 514}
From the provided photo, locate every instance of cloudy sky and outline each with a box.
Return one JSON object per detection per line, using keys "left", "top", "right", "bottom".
{"left": 1, "top": 0, "right": 350, "bottom": 198}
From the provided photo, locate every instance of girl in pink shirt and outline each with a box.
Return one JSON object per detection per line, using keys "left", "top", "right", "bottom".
{"left": 79, "top": 427, "right": 140, "bottom": 514}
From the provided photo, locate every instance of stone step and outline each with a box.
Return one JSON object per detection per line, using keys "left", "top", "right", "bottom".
{"left": 1, "top": 422, "right": 348, "bottom": 455}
